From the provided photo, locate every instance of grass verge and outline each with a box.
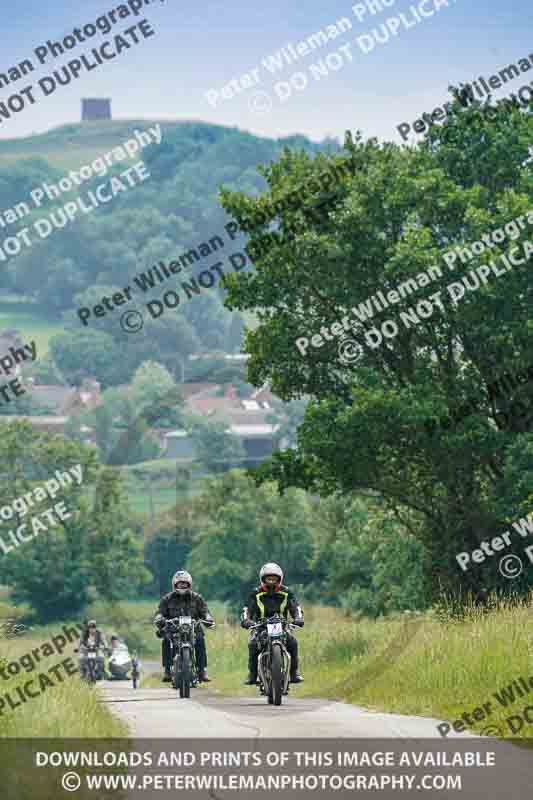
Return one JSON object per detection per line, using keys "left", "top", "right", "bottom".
{"left": 0, "top": 621, "right": 126, "bottom": 738}
{"left": 204, "top": 600, "right": 533, "bottom": 739}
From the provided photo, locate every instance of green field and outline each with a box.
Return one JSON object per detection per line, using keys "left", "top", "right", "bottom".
{"left": 0, "top": 300, "right": 64, "bottom": 355}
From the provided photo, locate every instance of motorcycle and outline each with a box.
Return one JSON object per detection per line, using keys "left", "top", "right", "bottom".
{"left": 79, "top": 643, "right": 103, "bottom": 684}
{"left": 163, "top": 617, "right": 214, "bottom": 699}
{"left": 250, "top": 614, "right": 296, "bottom": 706}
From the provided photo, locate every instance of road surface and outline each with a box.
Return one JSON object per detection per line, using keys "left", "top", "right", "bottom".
{"left": 99, "top": 661, "right": 471, "bottom": 738}
{"left": 94, "top": 664, "right": 533, "bottom": 799}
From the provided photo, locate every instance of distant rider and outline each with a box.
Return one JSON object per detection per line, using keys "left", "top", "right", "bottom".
{"left": 154, "top": 570, "right": 214, "bottom": 683}
{"left": 78, "top": 619, "right": 108, "bottom": 680}
{"left": 241, "top": 562, "right": 304, "bottom": 686}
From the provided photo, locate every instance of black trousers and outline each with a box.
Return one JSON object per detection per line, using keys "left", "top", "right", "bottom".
{"left": 248, "top": 632, "right": 298, "bottom": 676}
{"left": 162, "top": 626, "right": 207, "bottom": 672}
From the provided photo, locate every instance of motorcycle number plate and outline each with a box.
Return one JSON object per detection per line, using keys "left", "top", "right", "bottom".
{"left": 178, "top": 616, "right": 192, "bottom": 624}
{"left": 88, "top": 652, "right": 96, "bottom": 659}
{"left": 267, "top": 622, "right": 283, "bottom": 635}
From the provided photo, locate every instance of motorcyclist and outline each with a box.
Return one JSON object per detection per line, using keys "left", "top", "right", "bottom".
{"left": 241, "top": 562, "right": 304, "bottom": 685}
{"left": 154, "top": 570, "right": 214, "bottom": 683}
{"left": 77, "top": 619, "right": 108, "bottom": 680}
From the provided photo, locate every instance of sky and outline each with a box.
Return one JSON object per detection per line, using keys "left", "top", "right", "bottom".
{"left": 0, "top": 0, "right": 531, "bottom": 146}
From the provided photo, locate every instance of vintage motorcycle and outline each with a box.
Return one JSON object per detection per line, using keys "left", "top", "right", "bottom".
{"left": 80, "top": 643, "right": 103, "bottom": 684}
{"left": 163, "top": 616, "right": 214, "bottom": 699}
{"left": 250, "top": 614, "right": 296, "bottom": 706}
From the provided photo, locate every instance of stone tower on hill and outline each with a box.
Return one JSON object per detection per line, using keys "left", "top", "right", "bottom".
{"left": 81, "top": 98, "right": 112, "bottom": 121}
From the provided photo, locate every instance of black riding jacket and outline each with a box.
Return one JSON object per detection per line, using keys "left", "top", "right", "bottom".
{"left": 79, "top": 628, "right": 106, "bottom": 648}
{"left": 241, "top": 584, "right": 302, "bottom": 623}
{"left": 157, "top": 590, "right": 212, "bottom": 622}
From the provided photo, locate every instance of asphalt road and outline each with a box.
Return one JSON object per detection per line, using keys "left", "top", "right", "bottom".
{"left": 99, "top": 660, "right": 471, "bottom": 739}
{"left": 96, "top": 663, "right": 533, "bottom": 799}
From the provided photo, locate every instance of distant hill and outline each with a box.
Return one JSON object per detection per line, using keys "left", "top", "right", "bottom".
{"left": 0, "top": 118, "right": 341, "bottom": 171}
{"left": 0, "top": 118, "right": 342, "bottom": 306}
{"left": 0, "top": 119, "right": 214, "bottom": 169}
{"left": 0, "top": 118, "right": 341, "bottom": 382}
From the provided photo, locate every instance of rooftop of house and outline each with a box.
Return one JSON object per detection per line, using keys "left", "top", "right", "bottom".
{"left": 179, "top": 383, "right": 221, "bottom": 400}
{"left": 164, "top": 422, "right": 280, "bottom": 439}
{"left": 229, "top": 423, "right": 280, "bottom": 438}
{"left": 30, "top": 378, "right": 102, "bottom": 415}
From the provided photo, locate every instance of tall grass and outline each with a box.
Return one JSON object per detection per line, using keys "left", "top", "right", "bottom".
{"left": 207, "top": 599, "right": 533, "bottom": 738}
{"left": 0, "top": 622, "right": 126, "bottom": 738}
{"left": 3, "top": 596, "right": 533, "bottom": 742}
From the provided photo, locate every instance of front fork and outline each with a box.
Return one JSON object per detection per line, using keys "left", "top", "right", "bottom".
{"left": 177, "top": 643, "right": 198, "bottom": 685}
{"left": 258, "top": 646, "right": 291, "bottom": 694}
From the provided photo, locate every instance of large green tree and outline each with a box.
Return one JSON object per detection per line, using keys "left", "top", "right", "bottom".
{"left": 310, "top": 494, "right": 427, "bottom": 616}
{"left": 89, "top": 469, "right": 151, "bottom": 603}
{"left": 0, "top": 421, "right": 97, "bottom": 621}
{"left": 187, "top": 416, "right": 246, "bottom": 474}
{"left": 130, "top": 361, "right": 185, "bottom": 426}
{"left": 220, "top": 96, "right": 533, "bottom": 599}
{"left": 0, "top": 421, "right": 148, "bottom": 621}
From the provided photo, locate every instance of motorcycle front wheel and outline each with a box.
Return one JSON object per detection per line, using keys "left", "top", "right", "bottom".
{"left": 270, "top": 645, "right": 283, "bottom": 706}
{"left": 172, "top": 656, "right": 180, "bottom": 692}
{"left": 179, "top": 648, "right": 192, "bottom": 699}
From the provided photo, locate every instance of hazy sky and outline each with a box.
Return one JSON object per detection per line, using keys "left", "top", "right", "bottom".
{"left": 0, "top": 0, "right": 530, "bottom": 146}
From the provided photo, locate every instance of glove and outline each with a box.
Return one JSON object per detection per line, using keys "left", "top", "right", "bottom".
{"left": 294, "top": 617, "right": 304, "bottom": 628}
{"left": 241, "top": 619, "right": 253, "bottom": 630}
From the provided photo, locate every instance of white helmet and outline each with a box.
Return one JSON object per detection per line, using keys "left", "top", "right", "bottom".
{"left": 260, "top": 562, "right": 283, "bottom": 586}
{"left": 172, "top": 570, "right": 192, "bottom": 594}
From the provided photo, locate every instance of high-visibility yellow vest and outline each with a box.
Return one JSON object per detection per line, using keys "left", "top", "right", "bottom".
{"left": 255, "top": 591, "right": 288, "bottom": 620}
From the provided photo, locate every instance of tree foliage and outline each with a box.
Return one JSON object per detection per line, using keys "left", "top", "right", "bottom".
{"left": 89, "top": 469, "right": 151, "bottom": 602}
{"left": 0, "top": 421, "right": 97, "bottom": 621}
{"left": 187, "top": 470, "right": 314, "bottom": 602}
{"left": 187, "top": 416, "right": 246, "bottom": 473}
{"left": 0, "top": 423, "right": 149, "bottom": 620}
{"left": 220, "top": 96, "right": 533, "bottom": 599}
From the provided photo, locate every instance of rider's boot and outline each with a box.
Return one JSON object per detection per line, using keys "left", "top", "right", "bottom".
{"left": 162, "top": 668, "right": 172, "bottom": 682}
{"left": 290, "top": 661, "right": 304, "bottom": 683}
{"left": 244, "top": 651, "right": 258, "bottom": 685}
{"left": 198, "top": 669, "right": 211, "bottom": 682}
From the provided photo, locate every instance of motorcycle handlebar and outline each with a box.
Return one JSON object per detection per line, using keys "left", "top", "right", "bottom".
{"left": 248, "top": 620, "right": 299, "bottom": 630}
{"left": 163, "top": 617, "right": 215, "bottom": 628}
